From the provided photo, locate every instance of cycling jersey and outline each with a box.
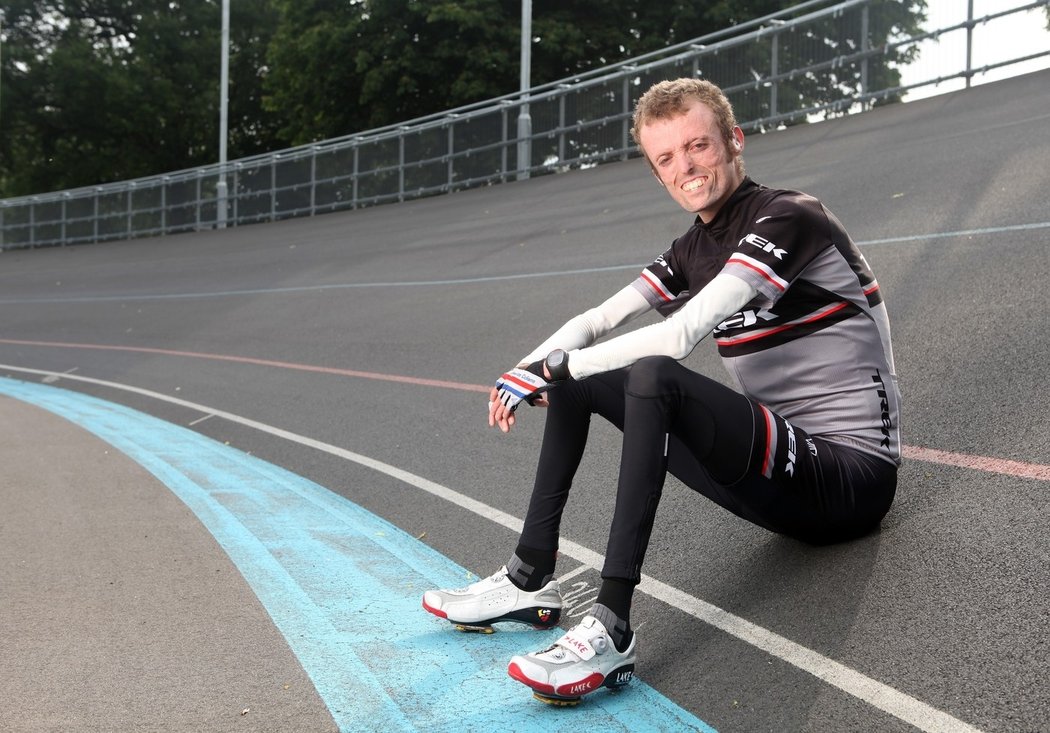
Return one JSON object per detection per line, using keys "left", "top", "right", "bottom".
{"left": 631, "top": 178, "right": 902, "bottom": 466}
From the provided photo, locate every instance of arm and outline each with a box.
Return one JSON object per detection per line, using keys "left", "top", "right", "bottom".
{"left": 566, "top": 273, "right": 757, "bottom": 379}
{"left": 516, "top": 283, "right": 653, "bottom": 366}
{"left": 489, "top": 284, "right": 652, "bottom": 433}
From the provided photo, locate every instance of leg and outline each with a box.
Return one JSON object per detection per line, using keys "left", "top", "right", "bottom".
{"left": 508, "top": 356, "right": 897, "bottom": 701}
{"left": 599, "top": 356, "right": 896, "bottom": 629}
{"left": 512, "top": 370, "right": 628, "bottom": 587}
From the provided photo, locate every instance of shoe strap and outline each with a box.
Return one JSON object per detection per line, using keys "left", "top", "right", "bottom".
{"left": 555, "top": 620, "right": 608, "bottom": 661}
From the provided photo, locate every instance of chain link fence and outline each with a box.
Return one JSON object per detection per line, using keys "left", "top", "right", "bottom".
{"left": 2, "top": 0, "right": 1048, "bottom": 249}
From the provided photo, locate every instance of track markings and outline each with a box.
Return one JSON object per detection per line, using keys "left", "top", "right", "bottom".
{"left": 0, "top": 365, "right": 989, "bottom": 733}
{"left": 0, "top": 375, "right": 715, "bottom": 733}
{"left": 0, "top": 221, "right": 1046, "bottom": 305}
{"left": 1, "top": 338, "right": 1047, "bottom": 484}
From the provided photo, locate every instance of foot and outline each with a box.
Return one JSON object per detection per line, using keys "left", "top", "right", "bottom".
{"left": 422, "top": 566, "right": 563, "bottom": 633}
{"left": 507, "top": 615, "right": 636, "bottom": 705}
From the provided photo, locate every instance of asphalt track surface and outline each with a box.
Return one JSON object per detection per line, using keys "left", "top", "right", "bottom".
{"left": 1, "top": 69, "right": 1048, "bottom": 732}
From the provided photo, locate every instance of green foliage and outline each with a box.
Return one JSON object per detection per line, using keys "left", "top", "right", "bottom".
{"left": 1, "top": 0, "right": 929, "bottom": 197}
{"left": 0, "top": 0, "right": 282, "bottom": 196}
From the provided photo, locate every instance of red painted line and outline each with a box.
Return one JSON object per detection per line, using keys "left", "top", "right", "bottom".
{"left": 0, "top": 338, "right": 490, "bottom": 394}
{"left": 3, "top": 337, "right": 1048, "bottom": 483}
{"left": 903, "top": 445, "right": 1050, "bottom": 482}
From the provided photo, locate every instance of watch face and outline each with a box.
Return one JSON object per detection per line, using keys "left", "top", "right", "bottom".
{"left": 548, "top": 350, "right": 565, "bottom": 366}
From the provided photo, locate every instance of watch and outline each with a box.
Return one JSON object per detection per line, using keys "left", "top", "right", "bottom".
{"left": 544, "top": 349, "right": 571, "bottom": 382}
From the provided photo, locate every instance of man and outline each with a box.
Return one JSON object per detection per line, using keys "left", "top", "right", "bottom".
{"left": 422, "top": 78, "right": 902, "bottom": 705}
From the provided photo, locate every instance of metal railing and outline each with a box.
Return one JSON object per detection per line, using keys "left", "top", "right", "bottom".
{"left": 2, "top": 0, "right": 1048, "bottom": 249}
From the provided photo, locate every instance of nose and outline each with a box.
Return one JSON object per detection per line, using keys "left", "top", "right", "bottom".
{"left": 676, "top": 150, "right": 694, "bottom": 175}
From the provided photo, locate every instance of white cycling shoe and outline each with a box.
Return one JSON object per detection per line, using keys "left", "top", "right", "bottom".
{"left": 422, "top": 566, "right": 563, "bottom": 633}
{"left": 507, "top": 614, "right": 637, "bottom": 705}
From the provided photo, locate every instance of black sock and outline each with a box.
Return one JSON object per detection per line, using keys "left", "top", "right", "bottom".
{"left": 589, "top": 602, "right": 634, "bottom": 653}
{"left": 594, "top": 578, "right": 635, "bottom": 652}
{"left": 506, "top": 544, "right": 557, "bottom": 592}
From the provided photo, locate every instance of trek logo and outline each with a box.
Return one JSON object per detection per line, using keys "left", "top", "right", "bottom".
{"left": 739, "top": 232, "right": 788, "bottom": 260}
{"left": 871, "top": 369, "right": 893, "bottom": 448}
{"left": 784, "top": 420, "right": 797, "bottom": 478}
{"left": 714, "top": 308, "right": 777, "bottom": 333}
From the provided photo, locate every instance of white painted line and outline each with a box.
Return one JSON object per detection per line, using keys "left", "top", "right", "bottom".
{"left": 556, "top": 563, "right": 593, "bottom": 582}
{"left": 0, "top": 363, "right": 985, "bottom": 733}
{"left": 0, "top": 221, "right": 1046, "bottom": 305}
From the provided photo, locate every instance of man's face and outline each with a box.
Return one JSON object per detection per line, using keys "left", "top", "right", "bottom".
{"left": 639, "top": 100, "right": 745, "bottom": 223}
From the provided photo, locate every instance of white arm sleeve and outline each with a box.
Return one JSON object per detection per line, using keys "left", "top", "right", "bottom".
{"left": 567, "top": 273, "right": 757, "bottom": 379}
{"left": 518, "top": 284, "right": 652, "bottom": 366}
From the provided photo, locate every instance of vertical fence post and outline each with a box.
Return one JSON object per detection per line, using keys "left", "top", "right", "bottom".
{"left": 500, "top": 102, "right": 511, "bottom": 182}
{"left": 310, "top": 147, "right": 318, "bottom": 216}
{"left": 621, "top": 71, "right": 633, "bottom": 161}
{"left": 232, "top": 163, "right": 241, "bottom": 225}
{"left": 771, "top": 31, "right": 779, "bottom": 120}
{"left": 398, "top": 128, "right": 407, "bottom": 203}
{"left": 161, "top": 177, "right": 168, "bottom": 235}
{"left": 29, "top": 199, "right": 36, "bottom": 248}
{"left": 93, "top": 189, "right": 100, "bottom": 243}
{"left": 195, "top": 172, "right": 202, "bottom": 230}
{"left": 446, "top": 118, "right": 455, "bottom": 192}
{"left": 61, "top": 195, "right": 68, "bottom": 245}
{"left": 352, "top": 140, "right": 360, "bottom": 209}
{"left": 557, "top": 86, "right": 567, "bottom": 164}
{"left": 273, "top": 157, "right": 281, "bottom": 220}
{"left": 691, "top": 44, "right": 704, "bottom": 77}
{"left": 126, "top": 182, "right": 134, "bottom": 239}
{"left": 860, "top": 4, "right": 870, "bottom": 109}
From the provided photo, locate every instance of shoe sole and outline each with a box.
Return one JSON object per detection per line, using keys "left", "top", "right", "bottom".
{"left": 508, "top": 661, "right": 636, "bottom": 705}
{"left": 421, "top": 597, "right": 562, "bottom": 632}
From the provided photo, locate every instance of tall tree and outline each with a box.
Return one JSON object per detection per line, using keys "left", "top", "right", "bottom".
{"left": 2, "top": 0, "right": 929, "bottom": 197}
{"left": 264, "top": 0, "right": 927, "bottom": 144}
{"left": 0, "top": 0, "right": 283, "bottom": 197}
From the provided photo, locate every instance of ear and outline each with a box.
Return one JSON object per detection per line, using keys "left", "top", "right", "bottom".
{"left": 729, "top": 126, "right": 744, "bottom": 153}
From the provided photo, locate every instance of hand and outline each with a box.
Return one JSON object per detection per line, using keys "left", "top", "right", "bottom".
{"left": 495, "top": 362, "right": 552, "bottom": 411}
{"left": 489, "top": 361, "right": 550, "bottom": 433}
{"left": 489, "top": 351, "right": 570, "bottom": 433}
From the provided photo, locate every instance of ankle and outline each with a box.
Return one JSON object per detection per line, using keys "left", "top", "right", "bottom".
{"left": 507, "top": 545, "right": 557, "bottom": 592}
{"left": 589, "top": 602, "right": 633, "bottom": 653}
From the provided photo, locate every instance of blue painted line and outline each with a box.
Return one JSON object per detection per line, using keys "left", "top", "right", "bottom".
{"left": 0, "top": 377, "right": 717, "bottom": 733}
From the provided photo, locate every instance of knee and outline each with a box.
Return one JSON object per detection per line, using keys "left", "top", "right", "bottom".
{"left": 624, "top": 356, "right": 680, "bottom": 397}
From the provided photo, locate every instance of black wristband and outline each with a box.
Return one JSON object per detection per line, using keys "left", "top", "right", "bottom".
{"left": 544, "top": 349, "right": 571, "bottom": 382}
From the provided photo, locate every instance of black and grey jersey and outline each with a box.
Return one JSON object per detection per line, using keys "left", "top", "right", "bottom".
{"left": 632, "top": 178, "right": 902, "bottom": 466}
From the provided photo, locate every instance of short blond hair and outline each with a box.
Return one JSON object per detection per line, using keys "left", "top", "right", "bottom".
{"left": 631, "top": 78, "right": 739, "bottom": 146}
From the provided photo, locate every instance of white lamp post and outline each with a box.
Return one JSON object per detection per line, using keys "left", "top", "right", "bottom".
{"left": 517, "top": 0, "right": 532, "bottom": 180}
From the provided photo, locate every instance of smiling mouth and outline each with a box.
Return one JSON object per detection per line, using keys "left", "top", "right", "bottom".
{"left": 682, "top": 178, "right": 705, "bottom": 192}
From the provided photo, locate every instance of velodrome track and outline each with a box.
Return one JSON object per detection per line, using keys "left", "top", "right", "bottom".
{"left": 1, "top": 69, "right": 1047, "bottom": 732}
